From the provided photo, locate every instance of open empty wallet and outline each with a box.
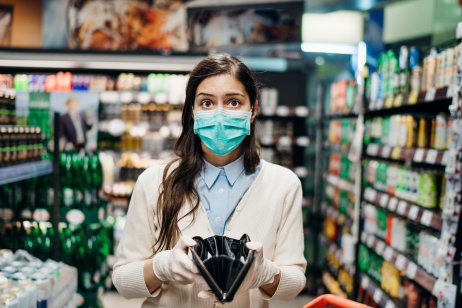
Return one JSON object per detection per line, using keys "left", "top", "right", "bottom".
{"left": 190, "top": 234, "right": 255, "bottom": 303}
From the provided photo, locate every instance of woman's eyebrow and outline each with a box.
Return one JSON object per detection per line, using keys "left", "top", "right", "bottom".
{"left": 196, "top": 92, "right": 245, "bottom": 98}
{"left": 196, "top": 92, "right": 214, "bottom": 97}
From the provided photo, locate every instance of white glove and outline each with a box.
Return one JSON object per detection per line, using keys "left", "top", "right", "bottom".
{"left": 198, "top": 241, "right": 280, "bottom": 299}
{"left": 153, "top": 235, "right": 206, "bottom": 285}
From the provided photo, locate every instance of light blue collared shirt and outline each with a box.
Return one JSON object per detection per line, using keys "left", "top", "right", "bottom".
{"left": 196, "top": 156, "right": 261, "bottom": 235}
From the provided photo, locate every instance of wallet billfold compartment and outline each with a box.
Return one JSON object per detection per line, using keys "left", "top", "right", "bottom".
{"left": 190, "top": 234, "right": 255, "bottom": 303}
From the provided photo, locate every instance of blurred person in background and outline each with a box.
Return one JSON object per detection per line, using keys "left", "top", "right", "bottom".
{"left": 112, "top": 54, "right": 306, "bottom": 307}
{"left": 60, "top": 97, "right": 93, "bottom": 151}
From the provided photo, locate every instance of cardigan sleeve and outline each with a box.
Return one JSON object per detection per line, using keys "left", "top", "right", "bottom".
{"left": 112, "top": 166, "right": 161, "bottom": 299}
{"left": 271, "top": 176, "right": 307, "bottom": 300}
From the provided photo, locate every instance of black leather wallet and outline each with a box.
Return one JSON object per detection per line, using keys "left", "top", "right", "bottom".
{"left": 190, "top": 234, "right": 255, "bottom": 302}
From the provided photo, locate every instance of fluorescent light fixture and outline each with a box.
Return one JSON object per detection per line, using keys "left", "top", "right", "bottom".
{"left": 301, "top": 43, "right": 358, "bottom": 55}
{"left": 240, "top": 57, "right": 288, "bottom": 72}
{"left": 302, "top": 11, "right": 363, "bottom": 44}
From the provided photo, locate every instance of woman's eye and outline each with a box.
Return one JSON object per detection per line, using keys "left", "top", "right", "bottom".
{"left": 227, "top": 99, "right": 241, "bottom": 108}
{"left": 201, "top": 100, "right": 213, "bottom": 108}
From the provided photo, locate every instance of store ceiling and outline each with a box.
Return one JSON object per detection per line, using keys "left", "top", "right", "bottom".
{"left": 305, "top": 0, "right": 399, "bottom": 12}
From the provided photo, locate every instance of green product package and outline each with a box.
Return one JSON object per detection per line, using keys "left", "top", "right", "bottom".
{"left": 417, "top": 172, "right": 438, "bottom": 208}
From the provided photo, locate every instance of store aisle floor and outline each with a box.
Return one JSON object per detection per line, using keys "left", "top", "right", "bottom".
{"left": 102, "top": 291, "right": 314, "bottom": 307}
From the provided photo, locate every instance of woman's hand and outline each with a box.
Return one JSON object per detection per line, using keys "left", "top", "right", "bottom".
{"left": 198, "top": 241, "right": 280, "bottom": 299}
{"left": 153, "top": 235, "right": 205, "bottom": 285}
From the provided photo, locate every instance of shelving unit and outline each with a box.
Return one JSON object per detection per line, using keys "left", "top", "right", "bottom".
{"left": 360, "top": 231, "right": 437, "bottom": 294}
{"left": 317, "top": 76, "right": 363, "bottom": 298}
{"left": 363, "top": 187, "right": 443, "bottom": 231}
{"left": 0, "top": 160, "right": 52, "bottom": 186}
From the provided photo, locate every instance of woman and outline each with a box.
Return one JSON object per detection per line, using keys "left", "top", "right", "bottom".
{"left": 113, "top": 54, "right": 307, "bottom": 307}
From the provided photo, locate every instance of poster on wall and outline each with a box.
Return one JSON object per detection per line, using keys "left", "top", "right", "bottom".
{"left": 42, "top": 0, "right": 302, "bottom": 52}
{"left": 187, "top": 1, "right": 303, "bottom": 51}
{"left": 0, "top": 5, "right": 13, "bottom": 47}
{"left": 43, "top": 0, "right": 189, "bottom": 51}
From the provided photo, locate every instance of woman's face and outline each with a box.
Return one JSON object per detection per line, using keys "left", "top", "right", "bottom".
{"left": 194, "top": 74, "right": 253, "bottom": 112}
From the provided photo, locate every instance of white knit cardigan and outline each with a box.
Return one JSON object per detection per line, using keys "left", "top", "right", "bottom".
{"left": 113, "top": 160, "right": 307, "bottom": 308}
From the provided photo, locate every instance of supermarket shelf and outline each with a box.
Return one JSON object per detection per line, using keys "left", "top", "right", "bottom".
{"left": 258, "top": 106, "right": 310, "bottom": 119}
{"left": 292, "top": 166, "right": 311, "bottom": 178}
{"left": 323, "top": 141, "right": 350, "bottom": 152}
{"left": 365, "top": 144, "right": 448, "bottom": 166}
{"left": 363, "top": 187, "right": 442, "bottom": 231}
{"left": 326, "top": 239, "right": 355, "bottom": 277}
{"left": 366, "top": 86, "right": 453, "bottom": 116}
{"left": 322, "top": 271, "right": 348, "bottom": 299}
{"left": 324, "top": 174, "right": 355, "bottom": 194}
{"left": 361, "top": 231, "right": 437, "bottom": 295}
{"left": 321, "top": 202, "right": 353, "bottom": 229}
{"left": 324, "top": 112, "right": 358, "bottom": 119}
{"left": 359, "top": 273, "right": 402, "bottom": 308}
{"left": 0, "top": 160, "right": 53, "bottom": 186}
{"left": 259, "top": 135, "right": 311, "bottom": 147}
{"left": 323, "top": 265, "right": 353, "bottom": 297}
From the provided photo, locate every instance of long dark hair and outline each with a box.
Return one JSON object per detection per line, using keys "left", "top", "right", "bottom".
{"left": 153, "top": 54, "right": 260, "bottom": 254}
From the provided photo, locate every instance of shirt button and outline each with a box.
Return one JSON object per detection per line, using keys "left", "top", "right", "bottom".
{"left": 215, "top": 217, "right": 222, "bottom": 223}
{"left": 218, "top": 188, "right": 224, "bottom": 193}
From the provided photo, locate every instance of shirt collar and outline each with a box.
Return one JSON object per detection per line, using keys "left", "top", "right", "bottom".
{"left": 201, "top": 156, "right": 245, "bottom": 188}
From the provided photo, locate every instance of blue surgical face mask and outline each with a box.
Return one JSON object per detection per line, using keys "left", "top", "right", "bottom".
{"left": 193, "top": 107, "right": 252, "bottom": 156}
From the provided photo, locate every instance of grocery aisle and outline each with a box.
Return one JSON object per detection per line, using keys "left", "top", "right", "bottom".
{"left": 2, "top": 1, "right": 462, "bottom": 307}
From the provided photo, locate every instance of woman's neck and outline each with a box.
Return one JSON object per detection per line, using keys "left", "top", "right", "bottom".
{"left": 202, "top": 144, "right": 242, "bottom": 167}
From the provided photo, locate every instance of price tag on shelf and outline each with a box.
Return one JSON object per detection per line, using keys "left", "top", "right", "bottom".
{"left": 388, "top": 197, "right": 398, "bottom": 212}
{"left": 294, "top": 106, "right": 309, "bottom": 117}
{"left": 391, "top": 147, "right": 402, "bottom": 160}
{"left": 380, "top": 194, "right": 389, "bottom": 208}
{"left": 408, "top": 205, "right": 420, "bottom": 221}
{"left": 373, "top": 289, "right": 383, "bottom": 303}
{"left": 395, "top": 254, "right": 407, "bottom": 270}
{"left": 382, "top": 146, "right": 392, "bottom": 158}
{"left": 442, "top": 151, "right": 449, "bottom": 165}
{"left": 425, "top": 88, "right": 436, "bottom": 101}
{"left": 260, "top": 136, "right": 274, "bottom": 146}
{"left": 361, "top": 232, "right": 368, "bottom": 243}
{"left": 278, "top": 136, "right": 292, "bottom": 147}
{"left": 137, "top": 92, "right": 151, "bottom": 104}
{"left": 296, "top": 136, "right": 310, "bottom": 146}
{"left": 446, "top": 85, "right": 454, "bottom": 98}
{"left": 414, "top": 148, "right": 425, "bottom": 162}
{"left": 276, "top": 106, "right": 290, "bottom": 117}
{"left": 376, "top": 241, "right": 386, "bottom": 254}
{"left": 421, "top": 210, "right": 433, "bottom": 227}
{"left": 397, "top": 200, "right": 408, "bottom": 216}
{"left": 120, "top": 91, "right": 134, "bottom": 103}
{"left": 385, "top": 300, "right": 396, "bottom": 308}
{"left": 384, "top": 247, "right": 394, "bottom": 261}
{"left": 361, "top": 276, "right": 370, "bottom": 289}
{"left": 367, "top": 144, "right": 380, "bottom": 156}
{"left": 365, "top": 188, "right": 377, "bottom": 202}
{"left": 406, "top": 262, "right": 418, "bottom": 279}
{"left": 426, "top": 149, "right": 438, "bottom": 164}
{"left": 367, "top": 235, "right": 375, "bottom": 247}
